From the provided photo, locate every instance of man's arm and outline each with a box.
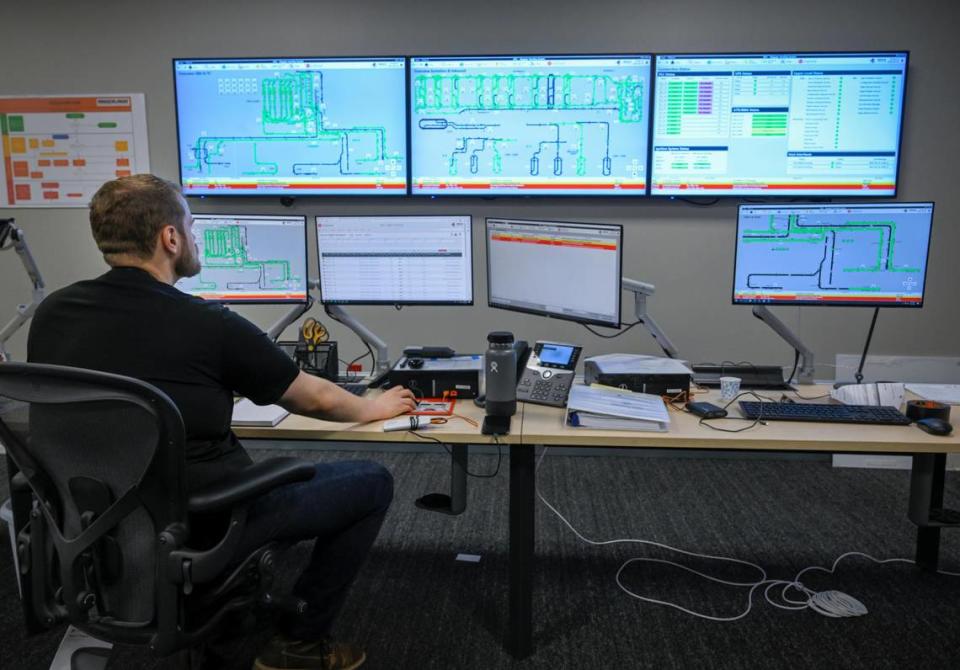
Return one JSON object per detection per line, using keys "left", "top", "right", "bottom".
{"left": 277, "top": 371, "right": 417, "bottom": 423}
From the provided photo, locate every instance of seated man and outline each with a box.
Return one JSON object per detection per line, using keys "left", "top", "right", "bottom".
{"left": 27, "top": 174, "right": 416, "bottom": 670}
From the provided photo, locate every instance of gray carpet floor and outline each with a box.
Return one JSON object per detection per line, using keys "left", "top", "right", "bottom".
{"left": 2, "top": 446, "right": 959, "bottom": 669}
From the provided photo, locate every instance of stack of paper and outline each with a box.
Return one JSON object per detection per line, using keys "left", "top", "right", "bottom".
{"left": 231, "top": 398, "right": 289, "bottom": 427}
{"left": 566, "top": 384, "right": 670, "bottom": 432}
{"left": 830, "top": 382, "right": 905, "bottom": 409}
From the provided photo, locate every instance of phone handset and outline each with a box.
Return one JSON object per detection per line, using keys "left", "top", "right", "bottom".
{"left": 516, "top": 341, "right": 582, "bottom": 407}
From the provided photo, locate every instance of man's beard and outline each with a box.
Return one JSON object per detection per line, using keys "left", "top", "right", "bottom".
{"left": 175, "top": 243, "right": 201, "bottom": 278}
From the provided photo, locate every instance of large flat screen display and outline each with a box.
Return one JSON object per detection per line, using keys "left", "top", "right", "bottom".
{"left": 410, "top": 55, "right": 651, "bottom": 196}
{"left": 733, "top": 203, "right": 933, "bottom": 307}
{"left": 651, "top": 52, "right": 908, "bottom": 196}
{"left": 173, "top": 57, "right": 408, "bottom": 196}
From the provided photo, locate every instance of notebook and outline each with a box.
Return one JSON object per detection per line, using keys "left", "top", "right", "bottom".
{"left": 231, "top": 398, "right": 289, "bottom": 427}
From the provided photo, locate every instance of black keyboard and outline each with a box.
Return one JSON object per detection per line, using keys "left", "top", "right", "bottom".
{"left": 738, "top": 401, "right": 911, "bottom": 425}
{"left": 337, "top": 382, "right": 368, "bottom": 397}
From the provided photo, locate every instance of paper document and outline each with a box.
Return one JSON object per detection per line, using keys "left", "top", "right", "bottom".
{"left": 830, "top": 383, "right": 905, "bottom": 409}
{"left": 231, "top": 398, "right": 289, "bottom": 427}
{"left": 904, "top": 384, "right": 960, "bottom": 405}
{"left": 566, "top": 383, "right": 670, "bottom": 432}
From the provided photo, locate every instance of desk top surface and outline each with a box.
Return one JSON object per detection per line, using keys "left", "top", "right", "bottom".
{"left": 521, "top": 386, "right": 960, "bottom": 454}
{"left": 234, "top": 386, "right": 960, "bottom": 454}
{"left": 234, "top": 393, "right": 518, "bottom": 445}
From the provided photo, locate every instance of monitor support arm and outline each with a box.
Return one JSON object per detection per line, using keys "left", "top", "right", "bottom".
{"left": 752, "top": 304, "right": 815, "bottom": 384}
{"left": 266, "top": 296, "right": 314, "bottom": 342}
{"left": 0, "top": 219, "right": 45, "bottom": 362}
{"left": 621, "top": 277, "right": 679, "bottom": 359}
{"left": 306, "top": 282, "right": 391, "bottom": 376}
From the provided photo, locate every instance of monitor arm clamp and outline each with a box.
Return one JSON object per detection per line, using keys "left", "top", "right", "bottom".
{"left": 621, "top": 277, "right": 679, "bottom": 359}
{"left": 0, "top": 219, "right": 46, "bottom": 362}
{"left": 752, "top": 304, "right": 815, "bottom": 384}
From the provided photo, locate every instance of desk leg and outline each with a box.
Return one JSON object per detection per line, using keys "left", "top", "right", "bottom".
{"left": 910, "top": 453, "right": 945, "bottom": 571}
{"left": 509, "top": 443, "right": 535, "bottom": 659}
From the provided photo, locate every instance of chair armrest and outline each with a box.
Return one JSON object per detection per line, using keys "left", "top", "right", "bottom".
{"left": 187, "top": 457, "right": 315, "bottom": 514}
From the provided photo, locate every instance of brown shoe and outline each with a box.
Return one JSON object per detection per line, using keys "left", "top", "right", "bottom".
{"left": 253, "top": 635, "right": 366, "bottom": 670}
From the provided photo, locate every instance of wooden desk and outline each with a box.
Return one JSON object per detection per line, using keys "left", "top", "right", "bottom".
{"left": 234, "top": 395, "right": 515, "bottom": 444}
{"left": 521, "top": 386, "right": 960, "bottom": 453}
{"left": 235, "top": 386, "right": 960, "bottom": 660}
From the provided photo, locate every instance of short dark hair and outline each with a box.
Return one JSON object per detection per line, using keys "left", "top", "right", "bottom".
{"left": 89, "top": 174, "right": 186, "bottom": 261}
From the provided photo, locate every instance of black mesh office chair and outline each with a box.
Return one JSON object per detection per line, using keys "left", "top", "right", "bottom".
{"left": 0, "top": 362, "right": 316, "bottom": 668}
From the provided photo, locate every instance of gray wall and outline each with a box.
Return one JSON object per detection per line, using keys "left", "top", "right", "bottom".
{"left": 3, "top": 0, "right": 958, "bottom": 377}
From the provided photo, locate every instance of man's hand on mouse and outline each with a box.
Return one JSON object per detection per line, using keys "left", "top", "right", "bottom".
{"left": 364, "top": 385, "right": 417, "bottom": 421}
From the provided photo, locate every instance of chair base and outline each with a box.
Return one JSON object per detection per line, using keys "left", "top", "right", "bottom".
{"left": 50, "top": 626, "right": 112, "bottom": 670}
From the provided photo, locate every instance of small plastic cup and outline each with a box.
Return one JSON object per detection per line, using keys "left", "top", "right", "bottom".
{"left": 719, "top": 376, "right": 742, "bottom": 402}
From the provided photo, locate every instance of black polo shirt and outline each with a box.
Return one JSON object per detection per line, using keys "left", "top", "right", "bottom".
{"left": 27, "top": 266, "right": 300, "bottom": 491}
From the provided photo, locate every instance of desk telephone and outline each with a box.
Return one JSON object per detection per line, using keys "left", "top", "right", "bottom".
{"left": 517, "top": 341, "right": 582, "bottom": 407}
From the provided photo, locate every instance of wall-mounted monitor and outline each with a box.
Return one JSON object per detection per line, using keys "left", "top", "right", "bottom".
{"left": 316, "top": 215, "right": 473, "bottom": 305}
{"left": 176, "top": 214, "right": 308, "bottom": 303}
{"left": 173, "top": 57, "right": 408, "bottom": 196}
{"left": 410, "top": 54, "right": 652, "bottom": 196}
{"left": 651, "top": 52, "right": 908, "bottom": 197}
{"left": 733, "top": 202, "right": 933, "bottom": 307}
{"left": 486, "top": 218, "right": 623, "bottom": 326}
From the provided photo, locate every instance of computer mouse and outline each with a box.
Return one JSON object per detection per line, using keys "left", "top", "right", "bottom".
{"left": 407, "top": 357, "right": 424, "bottom": 369}
{"left": 915, "top": 417, "right": 953, "bottom": 436}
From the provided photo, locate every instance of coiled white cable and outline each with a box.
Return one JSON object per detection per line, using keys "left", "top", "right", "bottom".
{"left": 535, "top": 447, "right": 958, "bottom": 621}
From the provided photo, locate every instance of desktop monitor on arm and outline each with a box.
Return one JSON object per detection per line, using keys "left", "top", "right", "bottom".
{"left": 315, "top": 215, "right": 473, "bottom": 305}
{"left": 485, "top": 218, "right": 623, "bottom": 328}
{"left": 315, "top": 215, "right": 473, "bottom": 374}
{"left": 176, "top": 214, "right": 309, "bottom": 303}
{"left": 732, "top": 202, "right": 934, "bottom": 382}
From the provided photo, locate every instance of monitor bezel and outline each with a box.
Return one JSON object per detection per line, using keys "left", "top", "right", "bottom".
{"left": 408, "top": 53, "right": 654, "bottom": 199}
{"left": 183, "top": 213, "right": 310, "bottom": 304}
{"left": 315, "top": 213, "right": 475, "bottom": 306}
{"left": 485, "top": 216, "right": 624, "bottom": 327}
{"left": 172, "top": 55, "right": 410, "bottom": 198}
{"left": 649, "top": 50, "right": 910, "bottom": 199}
{"left": 731, "top": 202, "right": 934, "bottom": 308}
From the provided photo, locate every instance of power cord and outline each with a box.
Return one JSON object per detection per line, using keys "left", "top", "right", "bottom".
{"left": 695, "top": 390, "right": 776, "bottom": 433}
{"left": 535, "top": 447, "right": 959, "bottom": 622}
{"left": 324, "top": 304, "right": 374, "bottom": 369}
{"left": 581, "top": 319, "right": 643, "bottom": 339}
{"left": 408, "top": 430, "right": 503, "bottom": 478}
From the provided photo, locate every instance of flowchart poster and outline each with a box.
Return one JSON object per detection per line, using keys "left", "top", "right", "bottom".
{"left": 0, "top": 94, "right": 150, "bottom": 207}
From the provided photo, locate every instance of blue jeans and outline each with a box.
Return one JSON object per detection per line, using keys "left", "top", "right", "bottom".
{"left": 235, "top": 460, "right": 394, "bottom": 638}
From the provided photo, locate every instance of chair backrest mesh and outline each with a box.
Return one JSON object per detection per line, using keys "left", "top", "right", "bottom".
{"left": 0, "top": 364, "right": 185, "bottom": 626}
{"left": 31, "top": 401, "right": 158, "bottom": 622}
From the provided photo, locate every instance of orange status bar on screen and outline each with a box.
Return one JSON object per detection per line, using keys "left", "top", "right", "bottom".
{"left": 736, "top": 294, "right": 921, "bottom": 304}
{"left": 415, "top": 182, "right": 645, "bottom": 191}
{"left": 655, "top": 182, "right": 895, "bottom": 191}
{"left": 198, "top": 292, "right": 307, "bottom": 301}
{"left": 491, "top": 233, "right": 617, "bottom": 251}
{"left": 183, "top": 182, "right": 406, "bottom": 191}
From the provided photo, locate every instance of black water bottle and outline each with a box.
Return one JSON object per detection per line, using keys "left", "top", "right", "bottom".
{"left": 483, "top": 331, "right": 516, "bottom": 434}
